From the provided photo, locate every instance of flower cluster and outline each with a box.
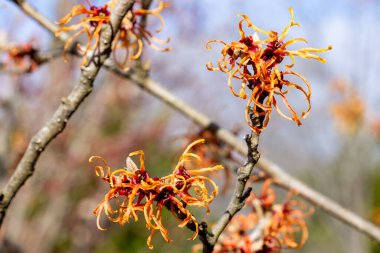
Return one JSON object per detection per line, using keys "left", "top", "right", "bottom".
{"left": 2, "top": 42, "right": 40, "bottom": 72}
{"left": 214, "top": 180, "right": 314, "bottom": 252}
{"left": 90, "top": 139, "right": 223, "bottom": 249}
{"left": 112, "top": 0, "right": 171, "bottom": 70}
{"left": 55, "top": 0, "right": 111, "bottom": 64}
{"left": 56, "top": 0, "right": 170, "bottom": 67}
{"left": 206, "top": 8, "right": 332, "bottom": 132}
{"left": 330, "top": 80, "right": 365, "bottom": 135}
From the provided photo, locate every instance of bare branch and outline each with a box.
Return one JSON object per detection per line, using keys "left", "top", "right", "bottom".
{"left": 27, "top": 48, "right": 63, "bottom": 65}
{"left": 0, "top": 47, "right": 63, "bottom": 74}
{"left": 0, "top": 0, "right": 136, "bottom": 228}
{"left": 208, "top": 133, "right": 260, "bottom": 250}
{"left": 9, "top": 0, "right": 68, "bottom": 41}
{"left": 8, "top": 0, "right": 380, "bottom": 243}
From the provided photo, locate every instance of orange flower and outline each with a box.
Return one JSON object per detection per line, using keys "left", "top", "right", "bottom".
{"left": 206, "top": 8, "right": 331, "bottom": 132}
{"left": 370, "top": 119, "right": 380, "bottom": 141}
{"left": 3, "top": 42, "right": 40, "bottom": 72}
{"left": 330, "top": 80, "right": 365, "bottom": 135}
{"left": 56, "top": 0, "right": 170, "bottom": 68}
{"left": 251, "top": 181, "right": 314, "bottom": 250}
{"left": 214, "top": 213, "right": 259, "bottom": 252}
{"left": 213, "top": 180, "right": 313, "bottom": 252}
{"left": 112, "top": 0, "right": 171, "bottom": 69}
{"left": 55, "top": 0, "right": 111, "bottom": 64}
{"left": 250, "top": 179, "right": 277, "bottom": 211}
{"left": 269, "top": 195, "right": 314, "bottom": 249}
{"left": 90, "top": 139, "right": 223, "bottom": 249}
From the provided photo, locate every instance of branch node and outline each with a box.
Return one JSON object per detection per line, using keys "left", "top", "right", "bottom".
{"left": 61, "top": 97, "right": 70, "bottom": 105}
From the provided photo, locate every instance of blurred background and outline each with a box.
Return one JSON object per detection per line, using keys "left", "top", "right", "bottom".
{"left": 0, "top": 0, "right": 380, "bottom": 252}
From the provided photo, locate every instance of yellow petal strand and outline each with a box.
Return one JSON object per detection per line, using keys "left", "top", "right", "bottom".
{"left": 205, "top": 39, "right": 228, "bottom": 50}
{"left": 56, "top": 4, "right": 90, "bottom": 25}
{"left": 188, "top": 165, "right": 224, "bottom": 175}
{"left": 279, "top": 8, "right": 300, "bottom": 41}
{"left": 129, "top": 150, "right": 145, "bottom": 171}
{"left": 238, "top": 14, "right": 269, "bottom": 35}
{"left": 182, "top": 139, "right": 205, "bottom": 156}
{"left": 96, "top": 203, "right": 108, "bottom": 231}
{"left": 147, "top": 229, "right": 156, "bottom": 249}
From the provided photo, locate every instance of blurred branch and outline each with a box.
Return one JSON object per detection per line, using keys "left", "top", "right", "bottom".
{"left": 0, "top": 238, "right": 21, "bottom": 253}
{"left": 8, "top": 0, "right": 380, "bottom": 243}
{"left": 0, "top": 47, "right": 63, "bottom": 74}
{"left": 0, "top": 0, "right": 136, "bottom": 228}
{"left": 139, "top": 0, "right": 153, "bottom": 31}
{"left": 8, "top": 0, "right": 69, "bottom": 41}
{"left": 22, "top": 47, "right": 63, "bottom": 65}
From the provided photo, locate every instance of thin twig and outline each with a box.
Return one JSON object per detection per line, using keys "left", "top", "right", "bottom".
{"left": 9, "top": 0, "right": 67, "bottom": 40}
{"left": 207, "top": 133, "right": 260, "bottom": 251}
{"left": 0, "top": 0, "right": 136, "bottom": 228}
{"left": 32, "top": 47, "right": 64, "bottom": 64}
{"left": 8, "top": 0, "right": 380, "bottom": 243}
{"left": 0, "top": 47, "right": 63, "bottom": 74}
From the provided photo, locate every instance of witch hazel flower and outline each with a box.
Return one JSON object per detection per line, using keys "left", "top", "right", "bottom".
{"left": 206, "top": 8, "right": 332, "bottom": 132}
{"left": 89, "top": 139, "right": 223, "bottom": 249}
{"left": 56, "top": 0, "right": 170, "bottom": 68}
{"left": 55, "top": 0, "right": 111, "bottom": 64}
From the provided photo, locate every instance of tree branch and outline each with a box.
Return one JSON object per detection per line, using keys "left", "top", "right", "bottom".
{"left": 207, "top": 133, "right": 260, "bottom": 251}
{"left": 0, "top": 47, "right": 63, "bottom": 74}
{"left": 0, "top": 0, "right": 136, "bottom": 228}
{"left": 8, "top": 0, "right": 380, "bottom": 243}
{"left": 9, "top": 0, "right": 68, "bottom": 41}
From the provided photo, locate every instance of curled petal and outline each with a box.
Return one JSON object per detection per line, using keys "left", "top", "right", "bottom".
{"left": 129, "top": 150, "right": 145, "bottom": 171}
{"left": 238, "top": 14, "right": 269, "bottom": 35}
